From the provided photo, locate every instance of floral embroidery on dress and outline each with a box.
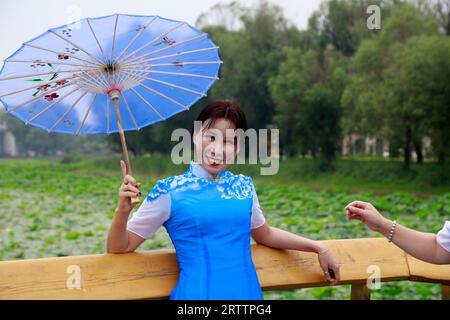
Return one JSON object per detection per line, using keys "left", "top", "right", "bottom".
{"left": 146, "top": 163, "right": 254, "bottom": 202}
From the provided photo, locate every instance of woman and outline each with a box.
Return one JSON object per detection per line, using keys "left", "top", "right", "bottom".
{"left": 345, "top": 201, "right": 450, "bottom": 264}
{"left": 107, "top": 100, "right": 341, "bottom": 300}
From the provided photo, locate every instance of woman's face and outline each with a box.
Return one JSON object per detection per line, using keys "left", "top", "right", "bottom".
{"left": 193, "top": 118, "right": 238, "bottom": 177}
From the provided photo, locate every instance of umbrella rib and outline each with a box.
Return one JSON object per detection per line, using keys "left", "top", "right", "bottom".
{"left": 113, "top": 16, "right": 158, "bottom": 64}
{"left": 86, "top": 18, "right": 109, "bottom": 64}
{"left": 139, "top": 83, "right": 189, "bottom": 110}
{"left": 110, "top": 14, "right": 119, "bottom": 63}
{"left": 121, "top": 64, "right": 219, "bottom": 80}
{"left": 26, "top": 86, "right": 80, "bottom": 124}
{"left": 145, "top": 46, "right": 220, "bottom": 63}
{"left": 0, "top": 75, "right": 77, "bottom": 98}
{"left": 122, "top": 46, "right": 220, "bottom": 67}
{"left": 0, "top": 69, "right": 93, "bottom": 81}
{"left": 49, "top": 90, "right": 89, "bottom": 132}
{"left": 49, "top": 30, "right": 104, "bottom": 65}
{"left": 76, "top": 78, "right": 101, "bottom": 92}
{"left": 123, "top": 34, "right": 208, "bottom": 65}
{"left": 120, "top": 69, "right": 206, "bottom": 97}
{"left": 76, "top": 69, "right": 105, "bottom": 90}
{"left": 120, "top": 60, "right": 223, "bottom": 76}
{"left": 79, "top": 70, "right": 107, "bottom": 91}
{"left": 120, "top": 91, "right": 139, "bottom": 130}
{"left": 8, "top": 81, "right": 78, "bottom": 113}
{"left": 144, "top": 77, "right": 207, "bottom": 97}
{"left": 115, "top": 69, "right": 138, "bottom": 93}
{"left": 5, "top": 59, "right": 93, "bottom": 68}
{"left": 23, "top": 43, "right": 101, "bottom": 67}
{"left": 130, "top": 87, "right": 166, "bottom": 120}
{"left": 118, "top": 22, "right": 186, "bottom": 64}
{"left": 148, "top": 61, "right": 223, "bottom": 67}
{"left": 131, "top": 69, "right": 219, "bottom": 80}
{"left": 76, "top": 93, "right": 98, "bottom": 135}
{"left": 90, "top": 67, "right": 110, "bottom": 88}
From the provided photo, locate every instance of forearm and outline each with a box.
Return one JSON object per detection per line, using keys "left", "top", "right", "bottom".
{"left": 256, "top": 226, "right": 325, "bottom": 253}
{"left": 380, "top": 220, "right": 447, "bottom": 264}
{"left": 106, "top": 208, "right": 131, "bottom": 253}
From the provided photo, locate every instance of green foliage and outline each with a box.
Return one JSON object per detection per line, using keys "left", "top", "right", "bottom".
{"left": 269, "top": 45, "right": 347, "bottom": 163}
{"left": 0, "top": 158, "right": 447, "bottom": 299}
{"left": 342, "top": 4, "right": 447, "bottom": 167}
{"left": 2, "top": 0, "right": 449, "bottom": 169}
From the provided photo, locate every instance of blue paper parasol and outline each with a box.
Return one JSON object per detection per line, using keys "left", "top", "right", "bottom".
{"left": 0, "top": 14, "right": 221, "bottom": 202}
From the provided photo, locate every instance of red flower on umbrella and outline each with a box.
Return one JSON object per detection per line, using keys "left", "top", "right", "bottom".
{"left": 55, "top": 79, "right": 68, "bottom": 86}
{"left": 38, "top": 84, "right": 50, "bottom": 91}
{"left": 44, "top": 93, "right": 59, "bottom": 101}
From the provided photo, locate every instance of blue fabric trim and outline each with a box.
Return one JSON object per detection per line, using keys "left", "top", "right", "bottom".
{"left": 146, "top": 163, "right": 254, "bottom": 202}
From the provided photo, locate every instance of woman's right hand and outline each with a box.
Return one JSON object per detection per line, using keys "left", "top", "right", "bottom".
{"left": 117, "top": 160, "right": 141, "bottom": 213}
{"left": 345, "top": 201, "right": 392, "bottom": 235}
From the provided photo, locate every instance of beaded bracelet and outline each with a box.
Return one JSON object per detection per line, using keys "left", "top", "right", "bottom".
{"left": 387, "top": 220, "right": 397, "bottom": 243}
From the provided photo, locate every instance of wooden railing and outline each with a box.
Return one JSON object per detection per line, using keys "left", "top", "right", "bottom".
{"left": 0, "top": 238, "right": 449, "bottom": 300}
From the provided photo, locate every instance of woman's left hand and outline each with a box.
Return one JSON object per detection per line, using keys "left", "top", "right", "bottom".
{"left": 317, "top": 247, "right": 341, "bottom": 285}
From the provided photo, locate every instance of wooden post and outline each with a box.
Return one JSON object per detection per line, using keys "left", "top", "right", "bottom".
{"left": 351, "top": 283, "right": 371, "bottom": 300}
{"left": 442, "top": 284, "right": 450, "bottom": 300}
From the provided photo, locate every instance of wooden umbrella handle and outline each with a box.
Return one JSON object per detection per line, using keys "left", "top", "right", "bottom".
{"left": 111, "top": 91, "right": 140, "bottom": 205}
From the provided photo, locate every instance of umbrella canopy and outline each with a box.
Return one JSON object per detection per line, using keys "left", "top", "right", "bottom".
{"left": 0, "top": 14, "right": 221, "bottom": 135}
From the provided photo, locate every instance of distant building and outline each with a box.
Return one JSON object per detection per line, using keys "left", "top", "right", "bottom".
{"left": 342, "top": 134, "right": 385, "bottom": 157}
{"left": 342, "top": 134, "right": 431, "bottom": 159}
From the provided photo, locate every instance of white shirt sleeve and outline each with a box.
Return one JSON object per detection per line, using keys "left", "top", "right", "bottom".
{"left": 126, "top": 193, "right": 171, "bottom": 240}
{"left": 436, "top": 221, "right": 450, "bottom": 253}
{"left": 251, "top": 186, "right": 266, "bottom": 229}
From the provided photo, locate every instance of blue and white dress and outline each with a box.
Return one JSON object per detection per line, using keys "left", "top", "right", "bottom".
{"left": 126, "top": 161, "right": 266, "bottom": 300}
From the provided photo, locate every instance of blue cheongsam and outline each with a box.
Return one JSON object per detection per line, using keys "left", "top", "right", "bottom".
{"left": 126, "top": 161, "right": 266, "bottom": 300}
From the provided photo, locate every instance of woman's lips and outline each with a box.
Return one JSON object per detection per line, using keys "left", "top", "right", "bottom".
{"left": 206, "top": 156, "right": 222, "bottom": 166}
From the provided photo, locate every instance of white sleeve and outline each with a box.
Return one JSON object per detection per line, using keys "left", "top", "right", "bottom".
{"left": 251, "top": 186, "right": 266, "bottom": 229}
{"left": 126, "top": 193, "right": 171, "bottom": 240}
{"left": 436, "top": 221, "right": 450, "bottom": 253}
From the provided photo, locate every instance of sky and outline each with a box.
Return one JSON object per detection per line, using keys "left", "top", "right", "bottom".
{"left": 0, "top": 0, "right": 322, "bottom": 66}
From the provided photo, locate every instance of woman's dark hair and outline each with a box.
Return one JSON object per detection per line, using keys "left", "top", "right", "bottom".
{"left": 191, "top": 100, "right": 248, "bottom": 136}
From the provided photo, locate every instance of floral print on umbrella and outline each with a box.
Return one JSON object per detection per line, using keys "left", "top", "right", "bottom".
{"left": 155, "top": 36, "right": 176, "bottom": 46}
{"left": 44, "top": 93, "right": 59, "bottom": 101}
{"left": 29, "top": 72, "right": 71, "bottom": 97}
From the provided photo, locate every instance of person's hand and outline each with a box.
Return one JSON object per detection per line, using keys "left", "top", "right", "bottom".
{"left": 117, "top": 160, "right": 141, "bottom": 213}
{"left": 345, "top": 201, "right": 392, "bottom": 235}
{"left": 317, "top": 246, "right": 340, "bottom": 285}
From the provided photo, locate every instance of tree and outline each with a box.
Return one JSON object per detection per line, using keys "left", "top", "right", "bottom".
{"left": 341, "top": 4, "right": 439, "bottom": 168}
{"left": 269, "top": 44, "right": 347, "bottom": 164}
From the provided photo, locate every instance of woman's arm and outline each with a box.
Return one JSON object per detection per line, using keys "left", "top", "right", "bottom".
{"left": 106, "top": 160, "right": 144, "bottom": 253}
{"left": 251, "top": 223, "right": 341, "bottom": 284}
{"left": 346, "top": 201, "right": 450, "bottom": 265}
{"left": 106, "top": 207, "right": 145, "bottom": 253}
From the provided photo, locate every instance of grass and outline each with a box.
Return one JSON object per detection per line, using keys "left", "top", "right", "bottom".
{"left": 0, "top": 155, "right": 448, "bottom": 299}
